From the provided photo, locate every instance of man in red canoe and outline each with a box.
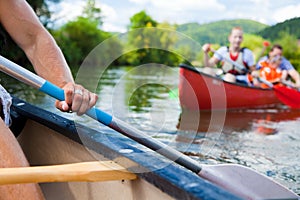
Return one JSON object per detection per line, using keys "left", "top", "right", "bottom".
{"left": 256, "top": 44, "right": 300, "bottom": 88}
{"left": 202, "top": 27, "right": 256, "bottom": 85}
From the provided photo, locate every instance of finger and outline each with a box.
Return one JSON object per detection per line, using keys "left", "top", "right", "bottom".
{"left": 64, "top": 83, "right": 75, "bottom": 106}
{"left": 76, "top": 90, "right": 90, "bottom": 116}
{"left": 88, "top": 93, "right": 98, "bottom": 109}
{"left": 54, "top": 82, "right": 74, "bottom": 112}
{"left": 71, "top": 87, "right": 84, "bottom": 113}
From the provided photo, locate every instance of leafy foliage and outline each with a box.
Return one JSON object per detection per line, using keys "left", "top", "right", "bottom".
{"left": 128, "top": 10, "right": 158, "bottom": 29}
{"left": 122, "top": 11, "right": 182, "bottom": 66}
{"left": 51, "top": 0, "right": 125, "bottom": 73}
{"left": 82, "top": 0, "right": 103, "bottom": 27}
{"left": 52, "top": 17, "right": 112, "bottom": 72}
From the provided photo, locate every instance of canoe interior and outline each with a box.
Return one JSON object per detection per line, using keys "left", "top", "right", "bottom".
{"left": 10, "top": 97, "right": 241, "bottom": 200}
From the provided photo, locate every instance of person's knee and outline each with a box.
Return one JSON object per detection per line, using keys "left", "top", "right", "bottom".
{"left": 223, "top": 73, "right": 236, "bottom": 82}
{"left": 202, "top": 67, "right": 216, "bottom": 76}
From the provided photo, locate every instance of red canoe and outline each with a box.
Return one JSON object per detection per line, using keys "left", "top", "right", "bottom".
{"left": 178, "top": 64, "right": 282, "bottom": 110}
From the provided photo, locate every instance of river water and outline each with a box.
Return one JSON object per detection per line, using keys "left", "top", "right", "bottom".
{"left": 1, "top": 66, "right": 300, "bottom": 195}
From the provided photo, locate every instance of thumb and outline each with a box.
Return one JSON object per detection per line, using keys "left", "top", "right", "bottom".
{"left": 55, "top": 100, "right": 70, "bottom": 112}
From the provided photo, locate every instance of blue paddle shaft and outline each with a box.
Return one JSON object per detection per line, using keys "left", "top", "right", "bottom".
{"left": 39, "top": 81, "right": 112, "bottom": 126}
{"left": 39, "top": 81, "right": 65, "bottom": 101}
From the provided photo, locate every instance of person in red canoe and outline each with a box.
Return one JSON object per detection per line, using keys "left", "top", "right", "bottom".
{"left": 202, "top": 27, "right": 256, "bottom": 85}
{"left": 256, "top": 44, "right": 300, "bottom": 88}
{"left": 258, "top": 55, "right": 287, "bottom": 88}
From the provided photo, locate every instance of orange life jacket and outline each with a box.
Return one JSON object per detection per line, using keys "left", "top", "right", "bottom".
{"left": 259, "top": 61, "right": 282, "bottom": 88}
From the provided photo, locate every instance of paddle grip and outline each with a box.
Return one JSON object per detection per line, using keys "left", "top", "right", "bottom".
{"left": 39, "top": 81, "right": 112, "bottom": 126}
{"left": 39, "top": 81, "right": 65, "bottom": 101}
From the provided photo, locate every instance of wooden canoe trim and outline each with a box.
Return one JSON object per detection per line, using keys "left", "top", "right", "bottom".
{"left": 0, "top": 161, "right": 137, "bottom": 185}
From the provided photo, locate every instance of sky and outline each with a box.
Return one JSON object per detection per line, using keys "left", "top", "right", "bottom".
{"left": 51, "top": 0, "right": 300, "bottom": 32}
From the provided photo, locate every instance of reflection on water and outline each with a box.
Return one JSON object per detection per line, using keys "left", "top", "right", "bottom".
{"left": 2, "top": 66, "right": 300, "bottom": 195}
{"left": 177, "top": 108, "right": 300, "bottom": 135}
{"left": 177, "top": 108, "right": 300, "bottom": 194}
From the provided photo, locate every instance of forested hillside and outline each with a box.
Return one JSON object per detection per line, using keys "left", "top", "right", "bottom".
{"left": 177, "top": 19, "right": 268, "bottom": 45}
{"left": 257, "top": 17, "right": 300, "bottom": 40}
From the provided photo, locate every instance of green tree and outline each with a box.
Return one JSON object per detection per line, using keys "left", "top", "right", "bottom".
{"left": 52, "top": 0, "right": 125, "bottom": 73}
{"left": 82, "top": 0, "right": 103, "bottom": 27}
{"left": 124, "top": 11, "right": 181, "bottom": 66}
{"left": 128, "top": 10, "right": 158, "bottom": 29}
{"left": 52, "top": 17, "right": 110, "bottom": 71}
{"left": 125, "top": 11, "right": 159, "bottom": 65}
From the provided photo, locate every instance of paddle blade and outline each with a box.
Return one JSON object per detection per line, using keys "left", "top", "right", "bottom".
{"left": 199, "top": 164, "right": 299, "bottom": 200}
{"left": 274, "top": 85, "right": 300, "bottom": 108}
